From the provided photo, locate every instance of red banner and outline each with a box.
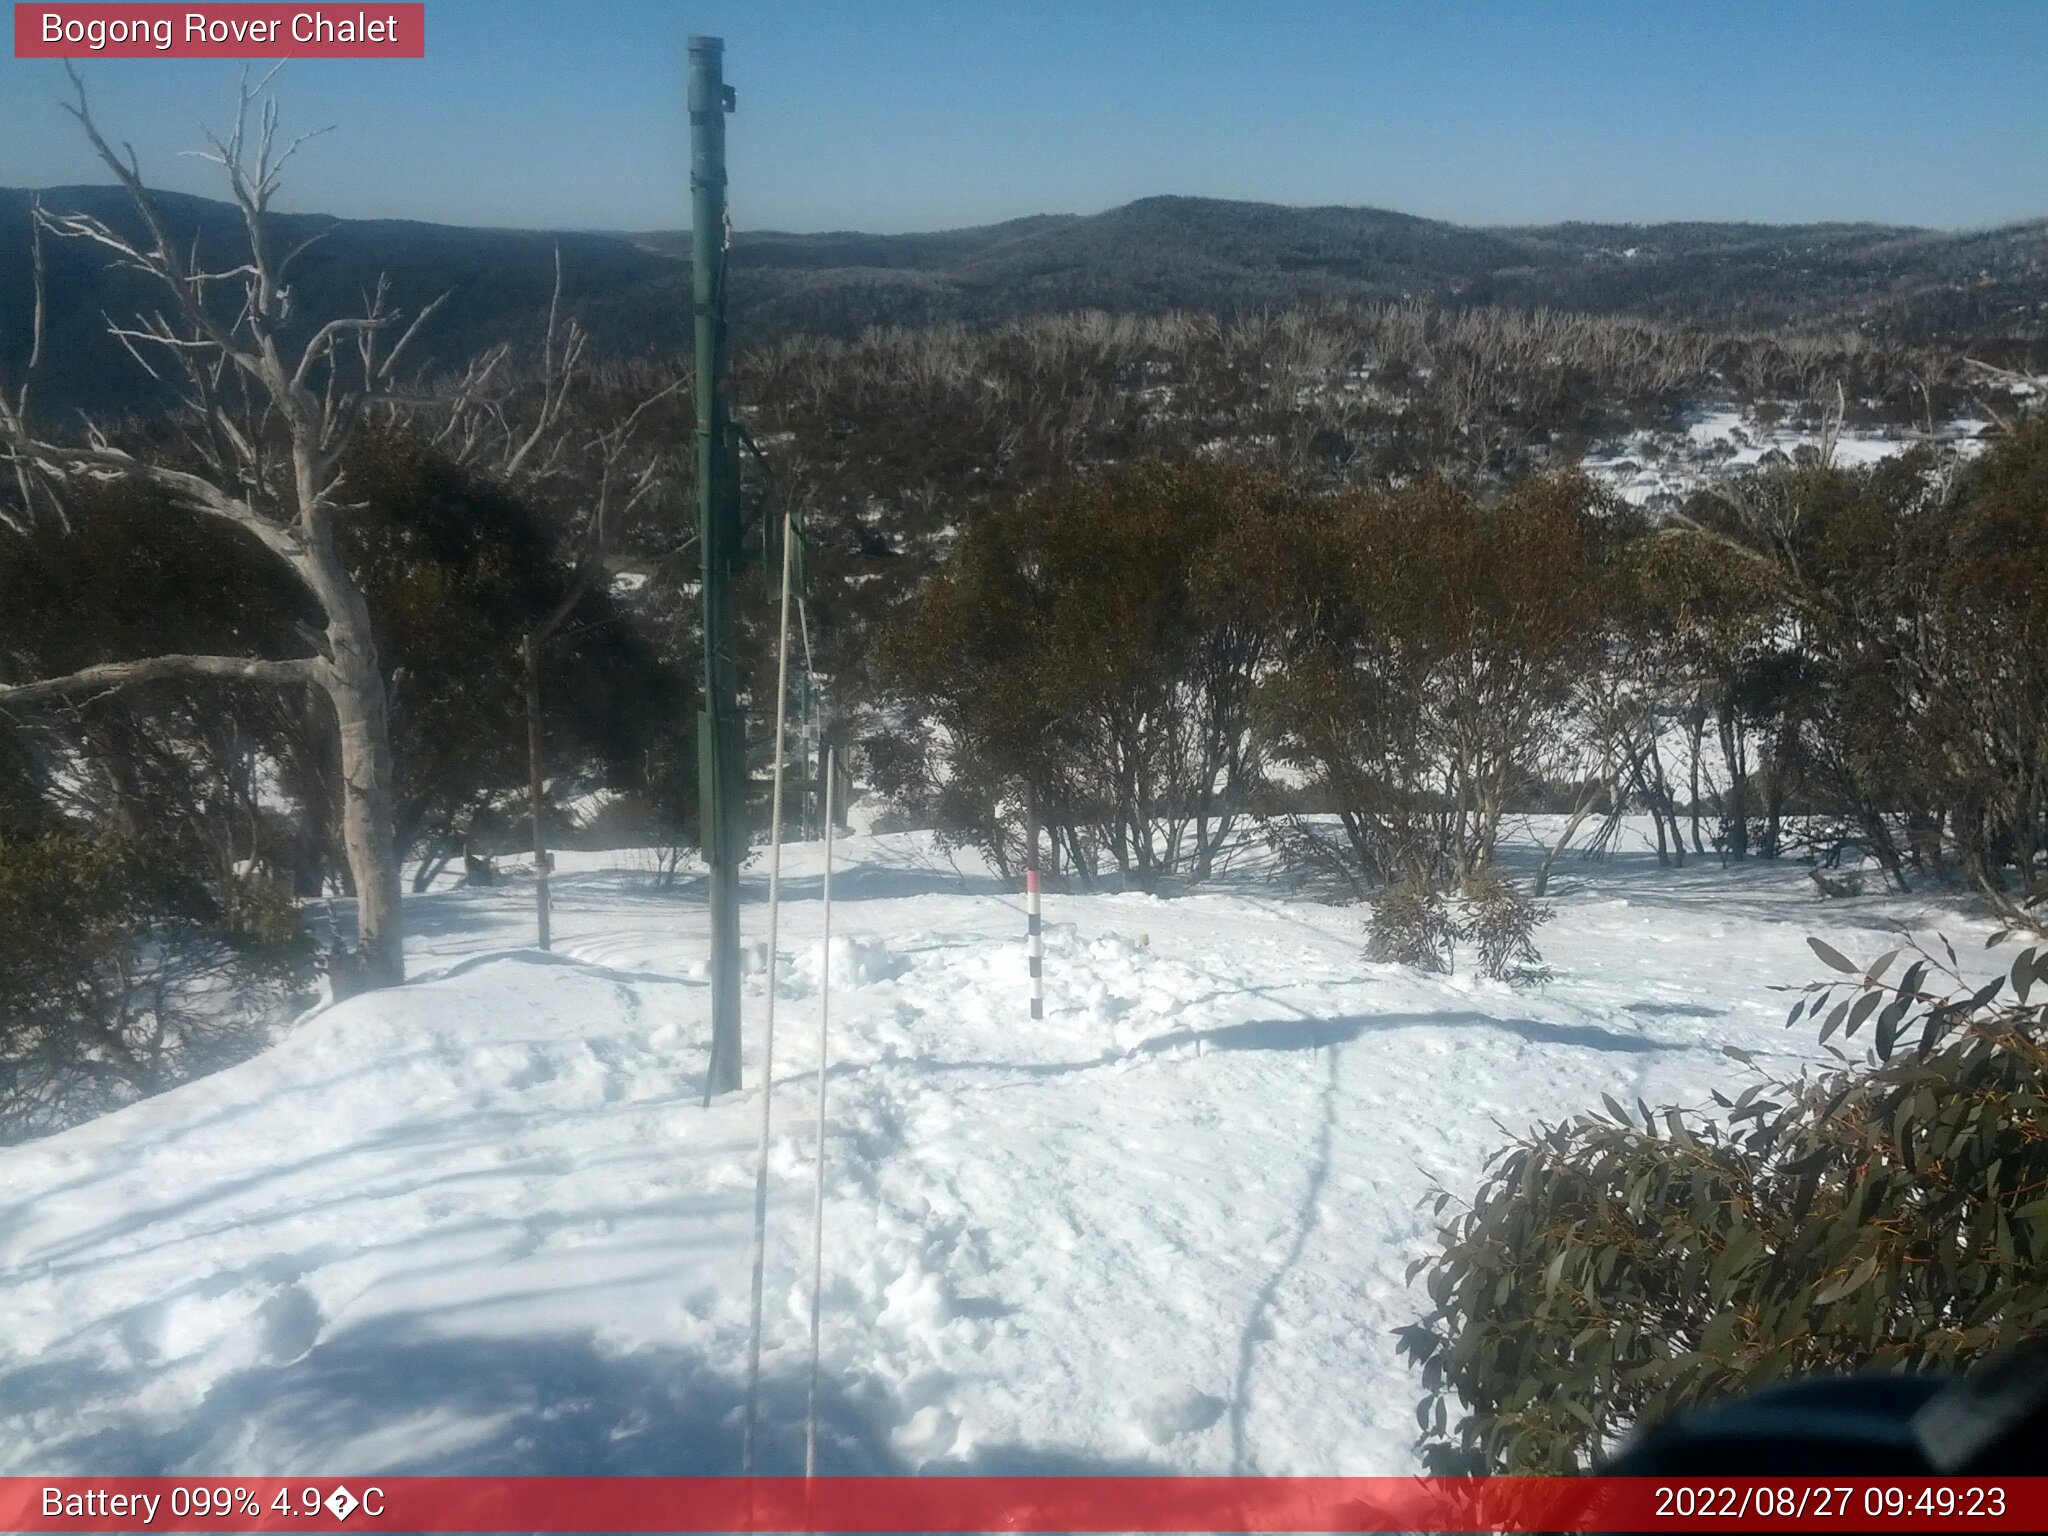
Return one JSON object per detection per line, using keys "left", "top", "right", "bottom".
{"left": 13, "top": 4, "right": 424, "bottom": 58}
{"left": 2, "top": 1476, "right": 2045, "bottom": 1533}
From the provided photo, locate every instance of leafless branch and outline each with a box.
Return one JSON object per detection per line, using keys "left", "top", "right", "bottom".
{"left": 1965, "top": 357, "right": 2044, "bottom": 389}
{"left": 1, "top": 199, "right": 52, "bottom": 528}
{"left": 11, "top": 197, "right": 47, "bottom": 419}
{"left": 3, "top": 432, "right": 304, "bottom": 560}
{"left": 0, "top": 653, "right": 319, "bottom": 708}
{"left": 499, "top": 249, "right": 586, "bottom": 480}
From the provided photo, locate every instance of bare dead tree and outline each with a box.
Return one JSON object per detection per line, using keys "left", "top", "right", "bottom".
{"left": 2, "top": 201, "right": 52, "bottom": 537}
{"left": 424, "top": 257, "right": 680, "bottom": 945}
{"left": 516, "top": 399, "right": 672, "bottom": 949}
{"left": 0, "top": 68, "right": 453, "bottom": 994}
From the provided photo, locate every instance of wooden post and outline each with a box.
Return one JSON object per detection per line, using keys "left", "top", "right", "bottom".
{"left": 1026, "top": 783, "right": 1043, "bottom": 1021}
{"left": 523, "top": 632, "right": 551, "bottom": 950}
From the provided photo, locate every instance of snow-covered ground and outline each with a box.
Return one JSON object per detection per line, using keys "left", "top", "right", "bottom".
{"left": 0, "top": 822, "right": 2005, "bottom": 1477}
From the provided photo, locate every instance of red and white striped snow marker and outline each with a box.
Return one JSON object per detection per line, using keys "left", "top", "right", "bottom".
{"left": 1026, "top": 867, "right": 1043, "bottom": 1020}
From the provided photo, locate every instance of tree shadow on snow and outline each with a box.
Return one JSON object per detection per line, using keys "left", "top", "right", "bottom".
{"left": 7, "top": 1317, "right": 1168, "bottom": 1479}
{"left": 913, "top": 1009, "right": 1681, "bottom": 1093}
{"left": 1623, "top": 1000, "right": 1724, "bottom": 1019}
{"left": 1139, "top": 1009, "right": 1683, "bottom": 1060}
{"left": 12, "top": 1321, "right": 872, "bottom": 1476}
{"left": 407, "top": 947, "right": 705, "bottom": 994}
{"left": 761, "top": 865, "right": 1009, "bottom": 904}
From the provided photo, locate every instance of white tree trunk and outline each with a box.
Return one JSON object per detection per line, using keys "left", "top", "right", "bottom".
{"left": 295, "top": 526, "right": 405, "bottom": 990}
{"left": 326, "top": 646, "right": 405, "bottom": 991}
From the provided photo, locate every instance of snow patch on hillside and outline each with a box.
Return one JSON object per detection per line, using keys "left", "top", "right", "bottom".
{"left": 1584, "top": 404, "right": 1991, "bottom": 511}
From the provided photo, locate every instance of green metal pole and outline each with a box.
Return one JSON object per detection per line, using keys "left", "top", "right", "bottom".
{"left": 691, "top": 35, "right": 743, "bottom": 1096}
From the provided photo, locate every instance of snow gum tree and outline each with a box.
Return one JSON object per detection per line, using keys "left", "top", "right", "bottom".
{"left": 0, "top": 73, "right": 453, "bottom": 993}
{"left": 1259, "top": 470, "right": 1612, "bottom": 888}
{"left": 871, "top": 458, "right": 1301, "bottom": 889}
{"left": 1669, "top": 420, "right": 2048, "bottom": 924}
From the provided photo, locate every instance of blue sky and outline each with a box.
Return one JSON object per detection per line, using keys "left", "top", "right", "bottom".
{"left": 2, "top": 0, "right": 2042, "bottom": 233}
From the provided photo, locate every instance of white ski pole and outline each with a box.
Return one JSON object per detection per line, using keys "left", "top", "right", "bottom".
{"left": 805, "top": 746, "right": 837, "bottom": 1478}
{"left": 742, "top": 507, "right": 795, "bottom": 1474}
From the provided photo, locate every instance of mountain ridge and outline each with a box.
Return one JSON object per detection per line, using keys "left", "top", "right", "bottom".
{"left": 4, "top": 187, "right": 2042, "bottom": 415}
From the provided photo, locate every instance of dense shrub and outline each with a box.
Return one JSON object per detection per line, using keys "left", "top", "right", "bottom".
{"left": 1366, "top": 869, "right": 1552, "bottom": 982}
{"left": 871, "top": 457, "right": 1302, "bottom": 888}
{"left": 0, "top": 832, "right": 313, "bottom": 1143}
{"left": 339, "top": 431, "right": 685, "bottom": 877}
{"left": 1673, "top": 419, "right": 2048, "bottom": 912}
{"left": 1458, "top": 868, "right": 1554, "bottom": 984}
{"left": 1397, "top": 934, "right": 2048, "bottom": 1472}
{"left": 1367, "top": 875, "right": 1455, "bottom": 973}
{"left": 1261, "top": 471, "right": 1613, "bottom": 891}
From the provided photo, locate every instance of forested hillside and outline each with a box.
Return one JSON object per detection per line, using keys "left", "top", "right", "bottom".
{"left": 5, "top": 186, "right": 2043, "bottom": 415}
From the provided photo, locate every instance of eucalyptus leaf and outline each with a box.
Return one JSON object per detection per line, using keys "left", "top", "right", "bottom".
{"left": 1808, "top": 937, "right": 1860, "bottom": 974}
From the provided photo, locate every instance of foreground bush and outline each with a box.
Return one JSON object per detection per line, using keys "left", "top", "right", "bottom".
{"left": 1397, "top": 934, "right": 2048, "bottom": 1472}
{"left": 0, "top": 833, "right": 313, "bottom": 1143}
{"left": 1367, "top": 868, "right": 1552, "bottom": 983}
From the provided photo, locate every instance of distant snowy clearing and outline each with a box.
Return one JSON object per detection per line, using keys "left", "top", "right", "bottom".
{"left": 0, "top": 824, "right": 2004, "bottom": 1476}
{"left": 1582, "top": 403, "right": 1990, "bottom": 509}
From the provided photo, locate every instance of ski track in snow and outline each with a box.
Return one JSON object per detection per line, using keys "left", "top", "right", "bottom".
{"left": 0, "top": 823, "right": 2005, "bottom": 1476}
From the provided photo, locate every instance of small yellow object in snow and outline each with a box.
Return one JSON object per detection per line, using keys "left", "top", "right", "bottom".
{"left": 1140, "top": 932, "right": 1150, "bottom": 947}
